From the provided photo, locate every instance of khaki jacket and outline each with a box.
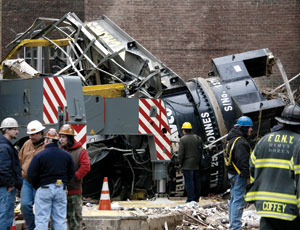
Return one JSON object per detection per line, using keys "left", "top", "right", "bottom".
{"left": 19, "top": 139, "right": 45, "bottom": 179}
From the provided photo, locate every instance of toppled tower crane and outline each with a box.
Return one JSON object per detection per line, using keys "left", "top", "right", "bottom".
{"left": 1, "top": 12, "right": 286, "bottom": 198}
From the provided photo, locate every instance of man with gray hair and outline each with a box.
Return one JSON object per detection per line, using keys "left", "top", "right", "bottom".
{"left": 19, "top": 120, "right": 45, "bottom": 230}
{"left": 0, "top": 117, "right": 22, "bottom": 230}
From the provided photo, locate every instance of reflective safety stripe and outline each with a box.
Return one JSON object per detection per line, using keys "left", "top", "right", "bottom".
{"left": 250, "top": 175, "right": 254, "bottom": 183}
{"left": 254, "top": 158, "right": 290, "bottom": 169}
{"left": 250, "top": 153, "right": 256, "bottom": 165}
{"left": 257, "top": 211, "right": 296, "bottom": 221}
{"left": 294, "top": 164, "right": 300, "bottom": 174}
{"left": 289, "top": 157, "right": 294, "bottom": 170}
{"left": 245, "top": 191, "right": 297, "bottom": 204}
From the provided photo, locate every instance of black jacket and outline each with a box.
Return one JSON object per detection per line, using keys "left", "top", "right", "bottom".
{"left": 226, "top": 126, "right": 251, "bottom": 179}
{"left": 0, "top": 135, "right": 22, "bottom": 189}
{"left": 245, "top": 129, "right": 300, "bottom": 220}
{"left": 28, "top": 142, "right": 75, "bottom": 189}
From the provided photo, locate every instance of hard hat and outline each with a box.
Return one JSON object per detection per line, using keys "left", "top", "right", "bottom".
{"left": 275, "top": 104, "right": 300, "bottom": 125}
{"left": 44, "top": 128, "right": 60, "bottom": 140}
{"left": 27, "top": 120, "right": 45, "bottom": 134}
{"left": 181, "top": 122, "right": 192, "bottom": 129}
{"left": 236, "top": 116, "right": 253, "bottom": 127}
{"left": 59, "top": 124, "right": 75, "bottom": 136}
{"left": 0, "top": 117, "right": 19, "bottom": 129}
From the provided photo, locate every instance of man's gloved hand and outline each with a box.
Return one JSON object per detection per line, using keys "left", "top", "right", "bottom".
{"left": 174, "top": 164, "right": 182, "bottom": 169}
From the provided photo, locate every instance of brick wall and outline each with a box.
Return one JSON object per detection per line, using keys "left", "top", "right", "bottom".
{"left": 85, "top": 0, "right": 300, "bottom": 89}
{"left": 1, "top": 0, "right": 84, "bottom": 58}
{"left": 1, "top": 0, "right": 299, "bottom": 89}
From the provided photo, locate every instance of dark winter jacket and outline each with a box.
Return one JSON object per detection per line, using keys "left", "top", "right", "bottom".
{"left": 27, "top": 142, "right": 75, "bottom": 189}
{"left": 245, "top": 129, "right": 300, "bottom": 221}
{"left": 62, "top": 141, "right": 90, "bottom": 195}
{"left": 0, "top": 135, "right": 22, "bottom": 189}
{"left": 226, "top": 126, "right": 251, "bottom": 180}
{"left": 178, "top": 134, "right": 202, "bottom": 170}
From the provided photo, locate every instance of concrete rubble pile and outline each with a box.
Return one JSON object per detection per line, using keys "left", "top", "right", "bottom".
{"left": 81, "top": 194, "right": 260, "bottom": 230}
{"left": 140, "top": 201, "right": 259, "bottom": 230}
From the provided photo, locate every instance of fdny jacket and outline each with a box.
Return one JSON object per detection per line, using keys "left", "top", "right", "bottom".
{"left": 0, "top": 135, "right": 22, "bottom": 189}
{"left": 245, "top": 129, "right": 300, "bottom": 221}
{"left": 290, "top": 141, "right": 300, "bottom": 215}
{"left": 62, "top": 141, "right": 90, "bottom": 195}
{"left": 226, "top": 126, "right": 251, "bottom": 180}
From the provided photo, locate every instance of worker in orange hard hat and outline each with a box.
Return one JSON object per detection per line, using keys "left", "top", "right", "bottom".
{"left": 27, "top": 128, "right": 75, "bottom": 230}
{"left": 178, "top": 122, "right": 204, "bottom": 203}
{"left": 59, "top": 124, "right": 90, "bottom": 230}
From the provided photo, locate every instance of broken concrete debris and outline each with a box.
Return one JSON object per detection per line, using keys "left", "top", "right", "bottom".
{"left": 80, "top": 195, "right": 260, "bottom": 229}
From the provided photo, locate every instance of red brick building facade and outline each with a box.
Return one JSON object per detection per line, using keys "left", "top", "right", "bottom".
{"left": 1, "top": 0, "right": 299, "bottom": 88}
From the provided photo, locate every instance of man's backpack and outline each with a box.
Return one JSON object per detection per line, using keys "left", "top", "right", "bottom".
{"left": 224, "top": 136, "right": 241, "bottom": 174}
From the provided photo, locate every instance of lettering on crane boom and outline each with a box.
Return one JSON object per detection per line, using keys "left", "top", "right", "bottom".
{"left": 86, "top": 21, "right": 125, "bottom": 59}
{"left": 166, "top": 108, "right": 183, "bottom": 194}
{"left": 208, "top": 79, "right": 233, "bottom": 112}
{"left": 220, "top": 91, "right": 233, "bottom": 112}
{"left": 166, "top": 108, "right": 179, "bottom": 142}
{"left": 201, "top": 112, "right": 219, "bottom": 188}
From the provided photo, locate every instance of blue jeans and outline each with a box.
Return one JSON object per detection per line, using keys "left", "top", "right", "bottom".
{"left": 0, "top": 187, "right": 16, "bottom": 230}
{"left": 228, "top": 173, "right": 247, "bottom": 230}
{"left": 182, "top": 169, "right": 201, "bottom": 202}
{"left": 34, "top": 183, "right": 67, "bottom": 230}
{"left": 21, "top": 179, "right": 36, "bottom": 230}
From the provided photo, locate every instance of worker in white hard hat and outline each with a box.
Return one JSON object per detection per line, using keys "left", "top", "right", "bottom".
{"left": 19, "top": 120, "right": 45, "bottom": 230}
{"left": 0, "top": 117, "right": 22, "bottom": 230}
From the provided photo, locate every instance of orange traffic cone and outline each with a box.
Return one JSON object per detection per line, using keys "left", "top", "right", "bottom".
{"left": 11, "top": 215, "right": 16, "bottom": 230}
{"left": 98, "top": 177, "right": 111, "bottom": 210}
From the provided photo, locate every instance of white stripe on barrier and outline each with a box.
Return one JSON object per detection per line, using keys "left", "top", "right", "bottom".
{"left": 100, "top": 194, "right": 110, "bottom": 200}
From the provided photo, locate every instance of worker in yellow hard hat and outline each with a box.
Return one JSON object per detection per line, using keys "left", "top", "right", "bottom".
{"left": 178, "top": 122, "right": 203, "bottom": 202}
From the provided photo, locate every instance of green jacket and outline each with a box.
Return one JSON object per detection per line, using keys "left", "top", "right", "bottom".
{"left": 178, "top": 134, "right": 202, "bottom": 170}
{"left": 245, "top": 129, "right": 300, "bottom": 221}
